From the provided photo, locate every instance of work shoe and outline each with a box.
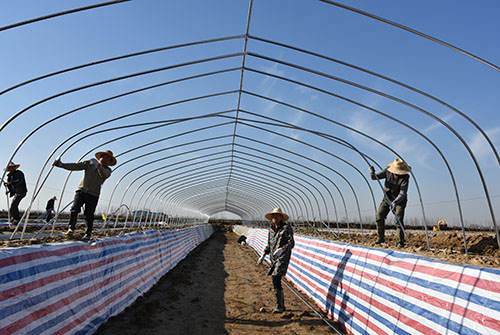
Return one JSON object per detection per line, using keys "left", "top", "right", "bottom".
{"left": 82, "top": 234, "right": 91, "bottom": 241}
{"left": 373, "top": 238, "right": 385, "bottom": 245}
{"left": 397, "top": 242, "right": 405, "bottom": 248}
{"left": 272, "top": 289, "right": 285, "bottom": 313}
{"left": 272, "top": 305, "right": 284, "bottom": 314}
{"left": 65, "top": 228, "right": 74, "bottom": 236}
{"left": 9, "top": 220, "right": 18, "bottom": 229}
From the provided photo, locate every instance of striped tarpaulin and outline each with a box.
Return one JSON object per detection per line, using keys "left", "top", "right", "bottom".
{"left": 0, "top": 225, "right": 213, "bottom": 335}
{"left": 247, "top": 228, "right": 500, "bottom": 335}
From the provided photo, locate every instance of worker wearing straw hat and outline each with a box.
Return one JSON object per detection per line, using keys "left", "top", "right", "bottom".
{"left": 53, "top": 150, "right": 116, "bottom": 241}
{"left": 3, "top": 162, "right": 27, "bottom": 226}
{"left": 370, "top": 158, "right": 411, "bottom": 247}
{"left": 257, "top": 208, "right": 295, "bottom": 313}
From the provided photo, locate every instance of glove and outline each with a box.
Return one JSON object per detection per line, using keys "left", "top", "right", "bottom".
{"left": 53, "top": 159, "right": 62, "bottom": 167}
{"left": 257, "top": 254, "right": 265, "bottom": 265}
{"left": 390, "top": 201, "right": 396, "bottom": 211}
{"left": 273, "top": 247, "right": 286, "bottom": 258}
{"left": 369, "top": 166, "right": 375, "bottom": 174}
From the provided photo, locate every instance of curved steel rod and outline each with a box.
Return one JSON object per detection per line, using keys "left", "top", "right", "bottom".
{"left": 108, "top": 145, "right": 234, "bottom": 219}
{"left": 158, "top": 167, "right": 301, "bottom": 219}
{"left": 46, "top": 121, "right": 234, "bottom": 233}
{"left": 317, "top": 0, "right": 500, "bottom": 72}
{"left": 188, "top": 179, "right": 302, "bottom": 228}
{"left": 236, "top": 123, "right": 362, "bottom": 223}
{"left": 105, "top": 148, "right": 235, "bottom": 229}
{"left": 239, "top": 90, "right": 438, "bottom": 238}
{"left": 114, "top": 153, "right": 235, "bottom": 217}
{"left": 1, "top": 66, "right": 240, "bottom": 187}
{"left": 237, "top": 108, "right": 377, "bottom": 213}
{"left": 0, "top": 52, "right": 243, "bottom": 132}
{"left": 152, "top": 163, "right": 307, "bottom": 221}
{"left": 234, "top": 149, "right": 340, "bottom": 230}
{"left": 234, "top": 141, "right": 350, "bottom": 234}
{"left": 125, "top": 160, "right": 233, "bottom": 225}
{"left": 169, "top": 180, "right": 284, "bottom": 222}
{"left": 245, "top": 52, "right": 497, "bottom": 245}
{"left": 0, "top": 0, "right": 131, "bottom": 32}
{"left": 26, "top": 115, "right": 235, "bottom": 230}
{"left": 159, "top": 171, "right": 300, "bottom": 221}
{"left": 2, "top": 69, "right": 239, "bottom": 189}
{"left": 162, "top": 165, "right": 308, "bottom": 220}
{"left": 235, "top": 117, "right": 417, "bottom": 245}
{"left": 226, "top": 0, "right": 254, "bottom": 210}
{"left": 1, "top": 36, "right": 244, "bottom": 96}
{"left": 233, "top": 156, "right": 329, "bottom": 223}
{"left": 248, "top": 35, "right": 500, "bottom": 166}
{"left": 242, "top": 67, "right": 457, "bottom": 229}
{"left": 171, "top": 186, "right": 271, "bottom": 218}
{"left": 34, "top": 112, "right": 234, "bottom": 203}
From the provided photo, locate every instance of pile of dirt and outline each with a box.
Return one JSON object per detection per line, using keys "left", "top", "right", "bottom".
{"left": 0, "top": 226, "right": 148, "bottom": 248}
{"left": 318, "top": 229, "right": 500, "bottom": 268}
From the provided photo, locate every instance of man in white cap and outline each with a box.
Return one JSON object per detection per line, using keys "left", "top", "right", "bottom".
{"left": 53, "top": 150, "right": 116, "bottom": 240}
{"left": 370, "top": 158, "right": 411, "bottom": 247}
{"left": 3, "top": 162, "right": 27, "bottom": 226}
{"left": 257, "top": 208, "right": 295, "bottom": 313}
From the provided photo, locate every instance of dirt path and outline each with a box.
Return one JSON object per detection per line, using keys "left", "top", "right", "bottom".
{"left": 96, "top": 229, "right": 340, "bottom": 334}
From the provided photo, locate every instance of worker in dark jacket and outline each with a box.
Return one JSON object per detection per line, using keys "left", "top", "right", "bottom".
{"left": 257, "top": 208, "right": 295, "bottom": 313}
{"left": 370, "top": 158, "right": 411, "bottom": 247}
{"left": 4, "top": 162, "right": 27, "bottom": 225}
{"left": 53, "top": 150, "right": 116, "bottom": 240}
{"left": 44, "top": 196, "right": 57, "bottom": 223}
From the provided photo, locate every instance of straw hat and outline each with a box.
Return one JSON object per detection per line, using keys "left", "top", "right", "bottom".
{"left": 386, "top": 158, "right": 411, "bottom": 175}
{"left": 265, "top": 208, "right": 289, "bottom": 221}
{"left": 95, "top": 150, "right": 117, "bottom": 166}
{"left": 6, "top": 162, "right": 20, "bottom": 171}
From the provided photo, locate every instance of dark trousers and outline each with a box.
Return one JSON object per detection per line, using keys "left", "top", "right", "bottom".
{"left": 376, "top": 199, "right": 406, "bottom": 244}
{"left": 272, "top": 275, "right": 282, "bottom": 291}
{"left": 69, "top": 191, "right": 98, "bottom": 235}
{"left": 45, "top": 210, "right": 53, "bottom": 223}
{"left": 10, "top": 193, "right": 26, "bottom": 222}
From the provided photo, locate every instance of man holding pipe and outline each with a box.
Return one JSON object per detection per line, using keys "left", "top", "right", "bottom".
{"left": 53, "top": 150, "right": 116, "bottom": 241}
{"left": 370, "top": 158, "right": 411, "bottom": 247}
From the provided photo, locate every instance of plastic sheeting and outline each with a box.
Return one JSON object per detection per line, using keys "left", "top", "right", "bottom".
{"left": 0, "top": 225, "right": 213, "bottom": 335}
{"left": 247, "top": 227, "right": 500, "bottom": 335}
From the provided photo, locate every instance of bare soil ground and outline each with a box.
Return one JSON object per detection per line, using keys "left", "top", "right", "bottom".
{"left": 95, "top": 229, "right": 343, "bottom": 335}
{"left": 317, "top": 228, "right": 500, "bottom": 268}
{"left": 2, "top": 224, "right": 499, "bottom": 268}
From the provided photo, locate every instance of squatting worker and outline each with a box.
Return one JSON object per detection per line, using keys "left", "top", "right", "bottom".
{"left": 53, "top": 150, "right": 116, "bottom": 241}
{"left": 4, "top": 162, "right": 27, "bottom": 226}
{"left": 370, "top": 158, "right": 411, "bottom": 247}
{"left": 257, "top": 208, "right": 295, "bottom": 313}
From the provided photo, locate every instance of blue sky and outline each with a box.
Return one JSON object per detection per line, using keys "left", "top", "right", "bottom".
{"left": 0, "top": 0, "right": 499, "bottom": 227}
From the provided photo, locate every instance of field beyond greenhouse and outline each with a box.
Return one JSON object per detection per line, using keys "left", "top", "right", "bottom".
{"left": 1, "top": 219, "right": 499, "bottom": 269}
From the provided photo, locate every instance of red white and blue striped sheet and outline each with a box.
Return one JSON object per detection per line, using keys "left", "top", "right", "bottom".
{"left": 0, "top": 225, "right": 213, "bottom": 335}
{"left": 247, "top": 228, "right": 500, "bottom": 335}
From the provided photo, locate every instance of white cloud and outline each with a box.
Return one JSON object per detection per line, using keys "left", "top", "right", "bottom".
{"left": 345, "top": 110, "right": 433, "bottom": 168}
{"left": 468, "top": 126, "right": 500, "bottom": 165}
{"left": 423, "top": 113, "right": 455, "bottom": 133}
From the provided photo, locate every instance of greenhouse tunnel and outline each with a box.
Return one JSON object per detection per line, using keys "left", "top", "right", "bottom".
{"left": 1, "top": 0, "right": 499, "bottom": 253}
